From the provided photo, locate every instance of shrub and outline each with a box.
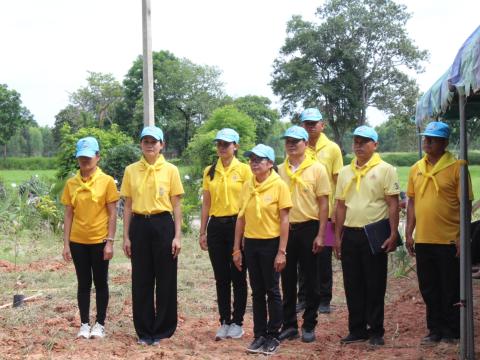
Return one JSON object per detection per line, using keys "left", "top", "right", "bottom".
{"left": 100, "top": 144, "right": 142, "bottom": 186}
{"left": 0, "top": 157, "right": 56, "bottom": 170}
{"left": 57, "top": 124, "right": 133, "bottom": 179}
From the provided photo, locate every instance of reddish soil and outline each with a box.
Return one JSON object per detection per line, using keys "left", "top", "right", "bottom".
{"left": 0, "top": 260, "right": 479, "bottom": 359}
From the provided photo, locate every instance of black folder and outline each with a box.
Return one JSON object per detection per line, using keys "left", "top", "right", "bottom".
{"left": 364, "top": 218, "right": 402, "bottom": 255}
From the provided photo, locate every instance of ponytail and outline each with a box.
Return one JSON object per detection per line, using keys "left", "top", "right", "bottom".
{"left": 208, "top": 159, "right": 218, "bottom": 180}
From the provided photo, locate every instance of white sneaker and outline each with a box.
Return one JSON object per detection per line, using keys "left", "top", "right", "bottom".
{"left": 77, "top": 323, "right": 91, "bottom": 339}
{"left": 215, "top": 322, "right": 230, "bottom": 341}
{"left": 90, "top": 322, "right": 105, "bottom": 339}
{"left": 226, "top": 323, "right": 244, "bottom": 339}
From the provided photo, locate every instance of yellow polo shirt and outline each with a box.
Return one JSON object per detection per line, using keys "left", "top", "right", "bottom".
{"left": 240, "top": 173, "right": 292, "bottom": 239}
{"left": 120, "top": 160, "right": 184, "bottom": 214}
{"left": 61, "top": 170, "right": 119, "bottom": 244}
{"left": 335, "top": 160, "right": 400, "bottom": 227}
{"left": 407, "top": 160, "right": 473, "bottom": 244}
{"left": 202, "top": 159, "right": 251, "bottom": 216}
{"left": 278, "top": 161, "right": 331, "bottom": 223}
{"left": 306, "top": 133, "right": 343, "bottom": 217}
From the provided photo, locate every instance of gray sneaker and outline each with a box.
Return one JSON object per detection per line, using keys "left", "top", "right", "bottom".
{"left": 226, "top": 323, "right": 244, "bottom": 339}
{"left": 215, "top": 322, "right": 230, "bottom": 341}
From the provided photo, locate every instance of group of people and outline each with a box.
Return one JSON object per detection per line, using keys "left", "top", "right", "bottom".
{"left": 61, "top": 107, "right": 472, "bottom": 355}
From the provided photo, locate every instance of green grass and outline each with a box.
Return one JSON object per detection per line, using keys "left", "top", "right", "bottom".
{"left": 0, "top": 169, "right": 57, "bottom": 184}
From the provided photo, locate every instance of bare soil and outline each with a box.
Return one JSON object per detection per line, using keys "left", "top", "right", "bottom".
{"left": 0, "top": 258, "right": 479, "bottom": 359}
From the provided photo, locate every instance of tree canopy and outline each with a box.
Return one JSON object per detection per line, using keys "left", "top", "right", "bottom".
{"left": 271, "top": 0, "right": 428, "bottom": 151}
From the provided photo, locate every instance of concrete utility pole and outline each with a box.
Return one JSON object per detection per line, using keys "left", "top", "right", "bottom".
{"left": 142, "top": 0, "right": 154, "bottom": 126}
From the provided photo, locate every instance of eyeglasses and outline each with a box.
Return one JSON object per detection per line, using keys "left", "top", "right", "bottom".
{"left": 285, "top": 138, "right": 302, "bottom": 145}
{"left": 249, "top": 157, "right": 268, "bottom": 164}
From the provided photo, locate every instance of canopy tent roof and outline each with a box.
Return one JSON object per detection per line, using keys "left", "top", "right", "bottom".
{"left": 415, "top": 25, "right": 480, "bottom": 125}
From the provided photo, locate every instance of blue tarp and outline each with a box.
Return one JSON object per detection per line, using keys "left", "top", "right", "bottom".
{"left": 415, "top": 25, "right": 480, "bottom": 125}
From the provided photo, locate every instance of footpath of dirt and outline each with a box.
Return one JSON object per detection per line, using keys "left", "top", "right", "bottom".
{"left": 0, "top": 260, "right": 479, "bottom": 360}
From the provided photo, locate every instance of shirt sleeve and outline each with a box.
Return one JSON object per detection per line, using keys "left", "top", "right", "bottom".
{"left": 60, "top": 181, "right": 72, "bottom": 206}
{"left": 384, "top": 165, "right": 401, "bottom": 195}
{"left": 120, "top": 166, "right": 131, "bottom": 198}
{"left": 170, "top": 166, "right": 185, "bottom": 197}
{"left": 331, "top": 144, "right": 344, "bottom": 175}
{"left": 406, "top": 165, "right": 416, "bottom": 198}
{"left": 105, "top": 177, "right": 120, "bottom": 203}
{"left": 202, "top": 166, "right": 211, "bottom": 191}
{"left": 278, "top": 181, "right": 293, "bottom": 210}
{"left": 315, "top": 164, "right": 331, "bottom": 197}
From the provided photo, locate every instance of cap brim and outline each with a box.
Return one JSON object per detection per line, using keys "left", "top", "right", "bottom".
{"left": 353, "top": 134, "right": 377, "bottom": 142}
{"left": 141, "top": 134, "right": 161, "bottom": 141}
{"left": 76, "top": 150, "right": 96, "bottom": 158}
{"left": 281, "top": 135, "right": 306, "bottom": 140}
{"left": 419, "top": 132, "right": 448, "bottom": 138}
{"left": 301, "top": 119, "right": 322, "bottom": 122}
{"left": 214, "top": 136, "right": 235, "bottom": 143}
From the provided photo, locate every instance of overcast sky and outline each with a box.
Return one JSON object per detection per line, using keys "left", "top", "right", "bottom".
{"left": 0, "top": 0, "right": 478, "bottom": 127}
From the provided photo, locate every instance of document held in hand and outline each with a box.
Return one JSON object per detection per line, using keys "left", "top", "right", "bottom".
{"left": 364, "top": 218, "right": 402, "bottom": 255}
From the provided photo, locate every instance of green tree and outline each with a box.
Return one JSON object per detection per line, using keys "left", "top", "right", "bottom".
{"left": 57, "top": 124, "right": 133, "bottom": 179}
{"left": 120, "top": 51, "right": 225, "bottom": 155}
{"left": 271, "top": 0, "right": 428, "bottom": 151}
{"left": 0, "top": 84, "right": 32, "bottom": 157}
{"left": 185, "top": 105, "right": 256, "bottom": 171}
{"left": 52, "top": 105, "right": 95, "bottom": 145}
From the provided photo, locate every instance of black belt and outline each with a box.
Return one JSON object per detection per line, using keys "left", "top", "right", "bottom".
{"left": 289, "top": 220, "right": 318, "bottom": 231}
{"left": 133, "top": 212, "right": 169, "bottom": 219}
{"left": 344, "top": 226, "right": 365, "bottom": 232}
{"left": 211, "top": 215, "right": 237, "bottom": 224}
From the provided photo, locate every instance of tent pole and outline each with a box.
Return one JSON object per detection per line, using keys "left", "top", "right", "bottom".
{"left": 458, "top": 92, "right": 474, "bottom": 359}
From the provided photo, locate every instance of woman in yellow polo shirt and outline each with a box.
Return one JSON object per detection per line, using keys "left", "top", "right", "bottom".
{"left": 120, "top": 126, "right": 184, "bottom": 346}
{"left": 233, "top": 144, "right": 292, "bottom": 355}
{"left": 61, "top": 137, "right": 119, "bottom": 339}
{"left": 199, "top": 128, "right": 250, "bottom": 341}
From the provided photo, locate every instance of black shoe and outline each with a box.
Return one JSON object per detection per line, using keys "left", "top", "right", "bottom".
{"left": 420, "top": 333, "right": 442, "bottom": 345}
{"left": 369, "top": 336, "right": 385, "bottom": 346}
{"left": 278, "top": 327, "right": 299, "bottom": 341}
{"left": 246, "top": 336, "right": 267, "bottom": 353}
{"left": 441, "top": 336, "right": 459, "bottom": 344}
{"left": 340, "top": 333, "right": 369, "bottom": 344}
{"left": 262, "top": 337, "right": 280, "bottom": 355}
{"left": 296, "top": 301, "right": 306, "bottom": 313}
{"left": 301, "top": 328, "right": 316, "bottom": 343}
{"left": 137, "top": 337, "right": 153, "bottom": 345}
{"left": 318, "top": 303, "right": 331, "bottom": 314}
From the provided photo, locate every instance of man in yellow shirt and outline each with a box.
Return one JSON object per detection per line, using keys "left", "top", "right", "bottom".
{"left": 277, "top": 126, "right": 330, "bottom": 343}
{"left": 406, "top": 121, "right": 473, "bottom": 345}
{"left": 335, "top": 126, "right": 400, "bottom": 346}
{"left": 300, "top": 108, "right": 343, "bottom": 314}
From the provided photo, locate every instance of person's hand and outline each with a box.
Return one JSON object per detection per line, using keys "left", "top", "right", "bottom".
{"left": 333, "top": 236, "right": 342, "bottom": 260}
{"left": 381, "top": 235, "right": 397, "bottom": 253}
{"left": 103, "top": 241, "right": 114, "bottom": 260}
{"left": 312, "top": 235, "right": 325, "bottom": 254}
{"left": 123, "top": 238, "right": 132, "bottom": 258}
{"left": 405, "top": 235, "right": 415, "bottom": 256}
{"left": 172, "top": 238, "right": 181, "bottom": 259}
{"left": 233, "top": 251, "right": 243, "bottom": 271}
{"left": 199, "top": 233, "right": 208, "bottom": 251}
{"left": 274, "top": 253, "right": 286, "bottom": 272}
{"left": 62, "top": 243, "right": 71, "bottom": 262}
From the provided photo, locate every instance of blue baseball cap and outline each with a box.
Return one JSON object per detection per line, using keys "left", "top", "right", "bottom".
{"left": 353, "top": 125, "right": 378, "bottom": 142}
{"left": 75, "top": 137, "right": 99, "bottom": 158}
{"left": 281, "top": 125, "right": 309, "bottom": 141}
{"left": 420, "top": 121, "right": 450, "bottom": 139}
{"left": 140, "top": 126, "right": 164, "bottom": 141}
{"left": 300, "top": 108, "right": 323, "bottom": 122}
{"left": 244, "top": 144, "right": 275, "bottom": 162}
{"left": 214, "top": 128, "right": 240, "bottom": 143}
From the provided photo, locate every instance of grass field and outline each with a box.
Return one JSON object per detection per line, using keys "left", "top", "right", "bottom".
{"left": 0, "top": 169, "right": 57, "bottom": 184}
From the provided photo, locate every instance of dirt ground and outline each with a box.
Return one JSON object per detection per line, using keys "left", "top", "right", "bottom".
{"left": 0, "top": 258, "right": 479, "bottom": 360}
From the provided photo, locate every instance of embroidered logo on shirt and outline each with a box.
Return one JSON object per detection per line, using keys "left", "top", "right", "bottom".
{"left": 232, "top": 174, "right": 238, "bottom": 181}
{"left": 158, "top": 187, "right": 165, "bottom": 196}
{"left": 264, "top": 195, "right": 273, "bottom": 203}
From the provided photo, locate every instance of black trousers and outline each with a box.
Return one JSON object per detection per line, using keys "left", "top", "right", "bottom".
{"left": 244, "top": 237, "right": 283, "bottom": 339}
{"left": 70, "top": 241, "right": 109, "bottom": 325}
{"left": 130, "top": 213, "right": 177, "bottom": 340}
{"left": 207, "top": 216, "right": 247, "bottom": 325}
{"left": 341, "top": 228, "right": 388, "bottom": 337}
{"left": 415, "top": 243, "right": 460, "bottom": 338}
{"left": 281, "top": 221, "right": 320, "bottom": 331}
